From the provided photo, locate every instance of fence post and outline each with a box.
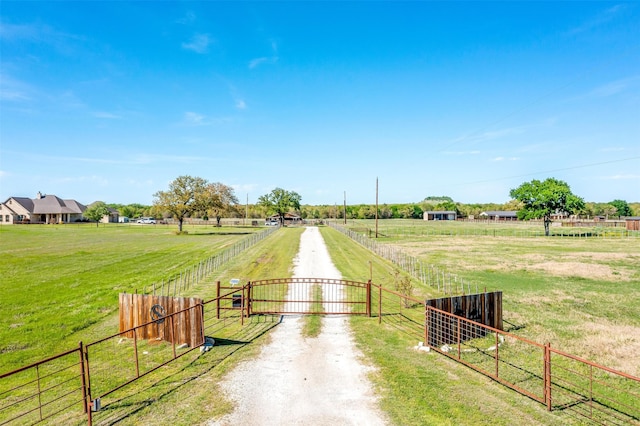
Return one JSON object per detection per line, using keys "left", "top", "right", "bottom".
{"left": 457, "top": 317, "right": 461, "bottom": 360}
{"left": 216, "top": 281, "right": 221, "bottom": 319}
{"left": 78, "top": 342, "right": 87, "bottom": 414}
{"left": 366, "top": 280, "right": 372, "bottom": 317}
{"left": 424, "top": 304, "right": 429, "bottom": 348}
{"left": 246, "top": 281, "right": 252, "bottom": 317}
{"left": 545, "top": 342, "right": 552, "bottom": 411}
{"left": 83, "top": 343, "right": 93, "bottom": 426}
{"left": 495, "top": 331, "right": 499, "bottom": 378}
{"left": 378, "top": 283, "right": 382, "bottom": 324}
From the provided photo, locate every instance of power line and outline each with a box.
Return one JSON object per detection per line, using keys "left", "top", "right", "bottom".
{"left": 455, "top": 156, "right": 640, "bottom": 186}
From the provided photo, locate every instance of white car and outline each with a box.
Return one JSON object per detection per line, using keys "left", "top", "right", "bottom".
{"left": 137, "top": 217, "right": 156, "bottom": 224}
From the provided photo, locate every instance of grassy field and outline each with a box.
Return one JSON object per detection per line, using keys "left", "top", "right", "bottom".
{"left": 1, "top": 221, "right": 638, "bottom": 425}
{"left": 0, "top": 223, "right": 269, "bottom": 371}
{"left": 340, "top": 219, "right": 640, "bottom": 376}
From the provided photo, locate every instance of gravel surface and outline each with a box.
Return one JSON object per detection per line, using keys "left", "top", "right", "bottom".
{"left": 208, "top": 226, "right": 387, "bottom": 425}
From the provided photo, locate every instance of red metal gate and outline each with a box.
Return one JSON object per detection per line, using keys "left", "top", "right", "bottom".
{"left": 217, "top": 278, "right": 372, "bottom": 317}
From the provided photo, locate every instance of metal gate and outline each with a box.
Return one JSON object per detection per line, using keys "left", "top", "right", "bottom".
{"left": 217, "top": 278, "right": 372, "bottom": 316}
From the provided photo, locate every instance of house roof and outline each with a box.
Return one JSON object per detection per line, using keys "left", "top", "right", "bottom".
{"left": 32, "top": 195, "right": 86, "bottom": 214}
{"left": 480, "top": 211, "right": 518, "bottom": 217}
{"left": 8, "top": 197, "right": 35, "bottom": 212}
{"left": 425, "top": 211, "right": 457, "bottom": 214}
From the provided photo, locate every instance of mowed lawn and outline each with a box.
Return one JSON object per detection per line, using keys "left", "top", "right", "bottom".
{"left": 0, "top": 223, "right": 264, "bottom": 372}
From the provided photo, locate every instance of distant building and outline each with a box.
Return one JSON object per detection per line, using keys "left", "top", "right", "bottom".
{"left": 479, "top": 211, "right": 518, "bottom": 221}
{"left": 0, "top": 192, "right": 86, "bottom": 225}
{"left": 267, "top": 212, "right": 302, "bottom": 225}
{"left": 626, "top": 217, "right": 640, "bottom": 231}
{"left": 423, "top": 211, "right": 457, "bottom": 221}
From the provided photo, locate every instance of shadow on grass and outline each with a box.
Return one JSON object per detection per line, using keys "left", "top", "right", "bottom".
{"left": 93, "top": 315, "right": 281, "bottom": 425}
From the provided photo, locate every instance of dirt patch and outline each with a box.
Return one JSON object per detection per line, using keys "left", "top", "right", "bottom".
{"left": 572, "top": 321, "right": 640, "bottom": 377}
{"left": 528, "top": 261, "right": 630, "bottom": 281}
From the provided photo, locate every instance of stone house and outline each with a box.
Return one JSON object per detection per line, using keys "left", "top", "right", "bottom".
{"left": 0, "top": 192, "right": 87, "bottom": 224}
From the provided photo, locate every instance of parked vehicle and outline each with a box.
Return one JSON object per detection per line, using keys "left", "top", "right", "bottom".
{"left": 137, "top": 217, "right": 156, "bottom": 224}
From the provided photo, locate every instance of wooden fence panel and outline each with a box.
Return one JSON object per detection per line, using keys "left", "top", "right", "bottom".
{"left": 118, "top": 293, "right": 203, "bottom": 347}
{"left": 425, "top": 292, "right": 502, "bottom": 346}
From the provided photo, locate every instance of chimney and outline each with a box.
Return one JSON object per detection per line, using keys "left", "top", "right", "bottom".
{"left": 36, "top": 191, "right": 44, "bottom": 199}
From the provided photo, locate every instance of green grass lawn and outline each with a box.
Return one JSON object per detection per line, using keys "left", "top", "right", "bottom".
{"left": 0, "top": 223, "right": 268, "bottom": 371}
{"left": 1, "top": 222, "right": 638, "bottom": 425}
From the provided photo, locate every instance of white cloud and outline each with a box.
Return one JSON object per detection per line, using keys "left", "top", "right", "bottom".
{"left": 442, "top": 150, "right": 481, "bottom": 156}
{"left": 235, "top": 99, "right": 246, "bottom": 110}
{"left": 586, "top": 76, "right": 640, "bottom": 98}
{"left": 181, "top": 111, "right": 231, "bottom": 126}
{"left": 184, "top": 111, "right": 206, "bottom": 125}
{"left": 249, "top": 40, "right": 279, "bottom": 69}
{"left": 93, "top": 111, "right": 121, "bottom": 119}
{"left": 182, "top": 34, "right": 211, "bottom": 54}
{"left": 491, "top": 156, "right": 519, "bottom": 162}
{"left": 566, "top": 5, "right": 626, "bottom": 35}
{"left": 0, "top": 74, "right": 33, "bottom": 101}
{"left": 177, "top": 11, "right": 196, "bottom": 25}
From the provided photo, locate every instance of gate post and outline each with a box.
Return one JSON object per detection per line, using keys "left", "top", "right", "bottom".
{"left": 366, "top": 280, "right": 372, "bottom": 317}
{"left": 424, "top": 304, "right": 429, "bottom": 348}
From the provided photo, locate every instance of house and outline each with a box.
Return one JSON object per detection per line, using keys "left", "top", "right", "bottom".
{"left": 267, "top": 212, "right": 302, "bottom": 225}
{"left": 479, "top": 211, "right": 518, "bottom": 221}
{"left": 0, "top": 192, "right": 86, "bottom": 224}
{"left": 423, "top": 211, "right": 457, "bottom": 221}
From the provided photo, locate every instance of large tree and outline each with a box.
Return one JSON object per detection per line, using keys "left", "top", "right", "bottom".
{"left": 509, "top": 178, "right": 584, "bottom": 236}
{"left": 258, "top": 188, "right": 302, "bottom": 225}
{"left": 202, "top": 182, "right": 239, "bottom": 226}
{"left": 609, "top": 199, "right": 632, "bottom": 218}
{"left": 84, "top": 201, "right": 110, "bottom": 227}
{"left": 153, "top": 175, "right": 209, "bottom": 232}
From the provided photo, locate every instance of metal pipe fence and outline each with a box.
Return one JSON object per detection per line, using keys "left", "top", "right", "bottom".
{"left": 374, "top": 286, "right": 640, "bottom": 425}
{"left": 3, "top": 279, "right": 639, "bottom": 425}
{"left": 0, "top": 344, "right": 87, "bottom": 425}
{"left": 328, "top": 222, "right": 477, "bottom": 295}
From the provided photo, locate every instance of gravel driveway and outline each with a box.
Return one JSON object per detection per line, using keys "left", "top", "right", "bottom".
{"left": 208, "top": 226, "right": 387, "bottom": 425}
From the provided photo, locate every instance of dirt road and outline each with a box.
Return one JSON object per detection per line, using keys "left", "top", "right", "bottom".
{"left": 208, "top": 227, "right": 387, "bottom": 425}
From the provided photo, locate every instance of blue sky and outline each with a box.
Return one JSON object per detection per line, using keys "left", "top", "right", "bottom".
{"left": 1, "top": 1, "right": 639, "bottom": 206}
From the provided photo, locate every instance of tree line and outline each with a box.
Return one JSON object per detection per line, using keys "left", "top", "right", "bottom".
{"left": 97, "top": 176, "right": 637, "bottom": 234}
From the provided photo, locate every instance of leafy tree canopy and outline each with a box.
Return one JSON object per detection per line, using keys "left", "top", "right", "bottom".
{"left": 201, "top": 182, "right": 239, "bottom": 225}
{"left": 423, "top": 195, "right": 453, "bottom": 203}
{"left": 153, "top": 175, "right": 209, "bottom": 232}
{"left": 84, "top": 201, "right": 110, "bottom": 227}
{"left": 609, "top": 199, "right": 632, "bottom": 217}
{"left": 509, "top": 178, "right": 584, "bottom": 236}
{"left": 258, "top": 188, "right": 302, "bottom": 224}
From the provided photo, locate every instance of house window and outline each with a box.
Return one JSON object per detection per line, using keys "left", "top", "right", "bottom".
{"left": 4, "top": 215, "right": 8, "bottom": 222}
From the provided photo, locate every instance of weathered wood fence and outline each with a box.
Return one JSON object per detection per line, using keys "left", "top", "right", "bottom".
{"left": 425, "top": 291, "right": 502, "bottom": 346}
{"left": 118, "top": 293, "right": 204, "bottom": 347}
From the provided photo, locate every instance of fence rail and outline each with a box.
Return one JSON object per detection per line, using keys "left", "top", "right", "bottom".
{"left": 142, "top": 226, "right": 278, "bottom": 297}
{"left": 2, "top": 280, "right": 639, "bottom": 425}
{"left": 328, "top": 222, "right": 477, "bottom": 295}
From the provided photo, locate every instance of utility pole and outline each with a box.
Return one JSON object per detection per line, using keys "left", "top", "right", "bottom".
{"left": 375, "top": 177, "right": 379, "bottom": 238}
{"left": 343, "top": 191, "right": 347, "bottom": 225}
{"left": 245, "top": 194, "right": 248, "bottom": 226}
